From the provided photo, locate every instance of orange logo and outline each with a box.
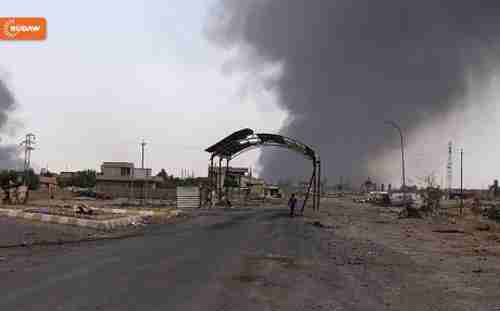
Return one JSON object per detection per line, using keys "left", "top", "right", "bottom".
{"left": 0, "top": 17, "right": 46, "bottom": 40}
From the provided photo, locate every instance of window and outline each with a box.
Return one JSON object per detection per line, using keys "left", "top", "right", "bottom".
{"left": 120, "top": 167, "right": 131, "bottom": 176}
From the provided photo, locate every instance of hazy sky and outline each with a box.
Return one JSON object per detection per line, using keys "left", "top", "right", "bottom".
{"left": 0, "top": 1, "right": 285, "bottom": 177}
{"left": 2, "top": 2, "right": 500, "bottom": 189}
{"left": 207, "top": 0, "right": 500, "bottom": 190}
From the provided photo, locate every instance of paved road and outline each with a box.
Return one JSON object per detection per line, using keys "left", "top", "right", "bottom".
{"left": 1, "top": 207, "right": 395, "bottom": 311}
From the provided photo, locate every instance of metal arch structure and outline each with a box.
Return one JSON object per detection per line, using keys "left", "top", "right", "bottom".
{"left": 205, "top": 128, "right": 321, "bottom": 211}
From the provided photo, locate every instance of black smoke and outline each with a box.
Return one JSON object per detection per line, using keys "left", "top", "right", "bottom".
{"left": 207, "top": 1, "right": 500, "bottom": 185}
{"left": 0, "top": 77, "right": 22, "bottom": 169}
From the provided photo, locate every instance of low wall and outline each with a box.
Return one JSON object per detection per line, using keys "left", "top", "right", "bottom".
{"left": 96, "top": 180, "right": 176, "bottom": 200}
{"left": 28, "top": 189, "right": 76, "bottom": 201}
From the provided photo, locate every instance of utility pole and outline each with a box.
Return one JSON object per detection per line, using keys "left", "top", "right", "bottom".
{"left": 140, "top": 140, "right": 147, "bottom": 169}
{"left": 140, "top": 139, "right": 147, "bottom": 204}
{"left": 460, "top": 148, "right": 463, "bottom": 216}
{"left": 447, "top": 141, "right": 453, "bottom": 199}
{"left": 20, "top": 133, "right": 36, "bottom": 186}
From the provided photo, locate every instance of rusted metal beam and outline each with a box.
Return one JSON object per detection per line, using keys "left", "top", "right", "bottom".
{"left": 317, "top": 157, "right": 321, "bottom": 211}
{"left": 301, "top": 168, "right": 315, "bottom": 214}
{"left": 218, "top": 157, "right": 222, "bottom": 200}
{"left": 312, "top": 163, "right": 317, "bottom": 211}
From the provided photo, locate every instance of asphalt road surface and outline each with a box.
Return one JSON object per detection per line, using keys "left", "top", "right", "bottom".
{"left": 1, "top": 207, "right": 409, "bottom": 311}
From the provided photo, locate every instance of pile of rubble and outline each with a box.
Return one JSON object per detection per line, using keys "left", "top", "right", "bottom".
{"left": 0, "top": 185, "right": 28, "bottom": 205}
{"left": 72, "top": 203, "right": 95, "bottom": 215}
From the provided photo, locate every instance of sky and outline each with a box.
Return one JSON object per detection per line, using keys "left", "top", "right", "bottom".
{"left": 2, "top": 1, "right": 500, "bottom": 190}
{"left": 207, "top": 0, "right": 500, "bottom": 190}
{"left": 0, "top": 1, "right": 286, "bottom": 178}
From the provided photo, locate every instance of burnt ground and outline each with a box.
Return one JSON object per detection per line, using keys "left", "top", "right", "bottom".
{"left": 0, "top": 199, "right": 499, "bottom": 310}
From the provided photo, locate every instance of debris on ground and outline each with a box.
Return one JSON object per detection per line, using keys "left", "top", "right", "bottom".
{"left": 398, "top": 207, "right": 422, "bottom": 219}
{"left": 313, "top": 196, "right": 500, "bottom": 309}
{"left": 486, "top": 234, "right": 499, "bottom": 241}
{"left": 475, "top": 223, "right": 491, "bottom": 231}
{"left": 432, "top": 229, "right": 466, "bottom": 234}
{"left": 72, "top": 203, "right": 94, "bottom": 215}
{"left": 141, "top": 216, "right": 153, "bottom": 225}
{"left": 310, "top": 220, "right": 333, "bottom": 229}
{"left": 312, "top": 221, "right": 324, "bottom": 228}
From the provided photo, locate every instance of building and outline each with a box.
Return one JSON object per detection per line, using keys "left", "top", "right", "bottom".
{"left": 39, "top": 176, "right": 57, "bottom": 189}
{"left": 209, "top": 166, "right": 250, "bottom": 189}
{"left": 39, "top": 176, "right": 58, "bottom": 199}
{"left": 96, "top": 162, "right": 161, "bottom": 198}
{"left": 263, "top": 185, "right": 282, "bottom": 198}
{"left": 208, "top": 165, "right": 274, "bottom": 198}
{"left": 361, "top": 178, "right": 377, "bottom": 193}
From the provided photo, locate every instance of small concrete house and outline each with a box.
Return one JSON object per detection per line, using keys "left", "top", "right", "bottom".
{"left": 96, "top": 162, "right": 161, "bottom": 198}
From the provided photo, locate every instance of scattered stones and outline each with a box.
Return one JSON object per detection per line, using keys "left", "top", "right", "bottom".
{"left": 432, "top": 229, "right": 465, "bottom": 234}
{"left": 474, "top": 223, "right": 491, "bottom": 231}
{"left": 312, "top": 221, "right": 325, "bottom": 228}
{"left": 73, "top": 203, "right": 94, "bottom": 215}
{"left": 398, "top": 207, "right": 422, "bottom": 219}
{"left": 486, "top": 234, "right": 499, "bottom": 241}
{"left": 310, "top": 220, "right": 334, "bottom": 229}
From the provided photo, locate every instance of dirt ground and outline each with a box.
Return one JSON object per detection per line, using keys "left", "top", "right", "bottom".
{"left": 0, "top": 216, "right": 99, "bottom": 247}
{"left": 308, "top": 197, "right": 500, "bottom": 310}
{"left": 1, "top": 197, "right": 499, "bottom": 310}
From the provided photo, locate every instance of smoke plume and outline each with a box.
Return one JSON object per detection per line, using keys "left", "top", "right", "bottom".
{"left": 207, "top": 1, "right": 500, "bottom": 186}
{"left": 0, "top": 77, "right": 22, "bottom": 169}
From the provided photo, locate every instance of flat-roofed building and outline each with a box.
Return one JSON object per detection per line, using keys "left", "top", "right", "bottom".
{"left": 96, "top": 162, "right": 161, "bottom": 198}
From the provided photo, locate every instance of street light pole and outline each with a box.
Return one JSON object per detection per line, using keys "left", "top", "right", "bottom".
{"left": 141, "top": 140, "right": 147, "bottom": 169}
{"left": 460, "top": 148, "right": 463, "bottom": 216}
{"left": 385, "top": 121, "right": 406, "bottom": 205}
{"left": 140, "top": 139, "right": 147, "bottom": 205}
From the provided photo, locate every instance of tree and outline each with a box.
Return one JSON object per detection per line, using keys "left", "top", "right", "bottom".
{"left": 40, "top": 170, "right": 54, "bottom": 177}
{"left": 24, "top": 169, "right": 40, "bottom": 190}
{"left": 0, "top": 170, "right": 19, "bottom": 188}
{"left": 58, "top": 170, "right": 97, "bottom": 188}
{"left": 223, "top": 175, "right": 239, "bottom": 188}
{"left": 74, "top": 170, "right": 97, "bottom": 188}
{"left": 0, "top": 169, "right": 39, "bottom": 190}
{"left": 417, "top": 172, "right": 443, "bottom": 213}
{"left": 156, "top": 169, "right": 169, "bottom": 182}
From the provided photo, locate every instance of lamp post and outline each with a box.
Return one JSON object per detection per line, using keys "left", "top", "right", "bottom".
{"left": 460, "top": 148, "right": 463, "bottom": 216}
{"left": 385, "top": 121, "right": 406, "bottom": 206}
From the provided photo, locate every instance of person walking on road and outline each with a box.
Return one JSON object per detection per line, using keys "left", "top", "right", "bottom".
{"left": 288, "top": 193, "right": 297, "bottom": 217}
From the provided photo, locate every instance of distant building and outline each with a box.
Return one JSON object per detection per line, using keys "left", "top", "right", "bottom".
{"left": 208, "top": 165, "right": 271, "bottom": 197}
{"left": 96, "top": 162, "right": 161, "bottom": 198}
{"left": 263, "top": 185, "right": 282, "bottom": 198}
{"left": 39, "top": 176, "right": 57, "bottom": 199}
{"left": 361, "top": 178, "right": 377, "bottom": 193}
{"left": 209, "top": 166, "right": 250, "bottom": 189}
{"left": 39, "top": 176, "right": 57, "bottom": 189}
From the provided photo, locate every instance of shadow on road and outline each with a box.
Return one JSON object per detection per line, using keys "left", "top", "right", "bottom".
{"left": 262, "top": 210, "right": 297, "bottom": 221}
{"left": 208, "top": 213, "right": 257, "bottom": 230}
